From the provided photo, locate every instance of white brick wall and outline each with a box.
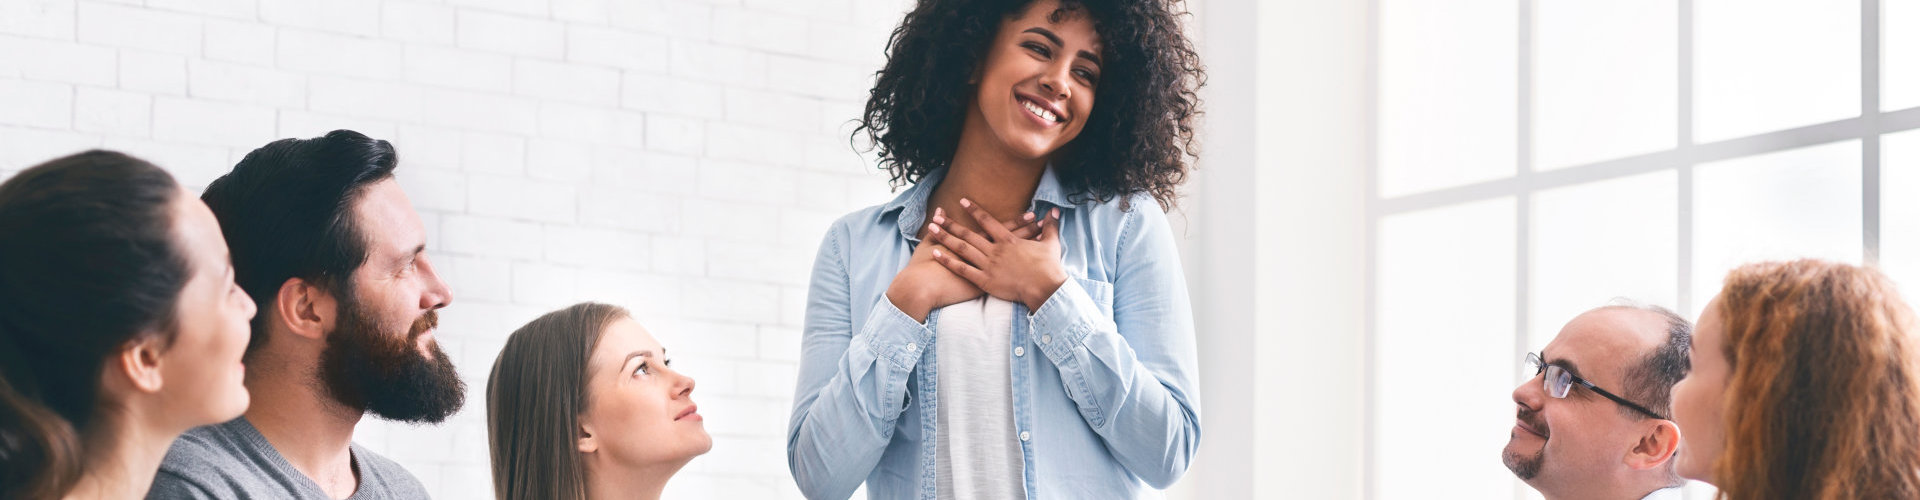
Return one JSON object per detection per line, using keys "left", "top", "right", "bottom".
{"left": 0, "top": 0, "right": 911, "bottom": 497}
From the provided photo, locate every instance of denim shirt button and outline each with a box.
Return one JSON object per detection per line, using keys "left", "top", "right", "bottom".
{"left": 1014, "top": 346, "right": 1026, "bottom": 357}
{"left": 1040, "top": 335, "right": 1051, "bottom": 344}
{"left": 1019, "top": 431, "right": 1031, "bottom": 442}
{"left": 906, "top": 342, "right": 918, "bottom": 352}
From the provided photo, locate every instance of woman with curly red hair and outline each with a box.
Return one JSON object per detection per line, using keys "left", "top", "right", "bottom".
{"left": 1672, "top": 259, "right": 1920, "bottom": 499}
{"left": 786, "top": 0, "right": 1205, "bottom": 498}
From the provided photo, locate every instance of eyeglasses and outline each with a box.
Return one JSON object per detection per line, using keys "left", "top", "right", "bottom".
{"left": 1526, "top": 352, "right": 1667, "bottom": 420}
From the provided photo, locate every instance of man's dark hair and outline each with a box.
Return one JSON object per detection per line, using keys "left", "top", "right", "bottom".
{"left": 201, "top": 129, "right": 398, "bottom": 355}
{"left": 1607, "top": 301, "right": 1693, "bottom": 419}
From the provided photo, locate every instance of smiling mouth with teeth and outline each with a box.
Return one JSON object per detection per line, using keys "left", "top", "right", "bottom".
{"left": 1021, "top": 98, "right": 1061, "bottom": 123}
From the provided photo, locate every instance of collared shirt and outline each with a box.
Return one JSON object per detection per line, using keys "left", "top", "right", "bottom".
{"left": 1641, "top": 486, "right": 1684, "bottom": 500}
{"left": 786, "top": 167, "right": 1203, "bottom": 500}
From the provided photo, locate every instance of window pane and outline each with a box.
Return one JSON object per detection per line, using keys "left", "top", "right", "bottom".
{"left": 1378, "top": 0, "right": 1515, "bottom": 197}
{"left": 1530, "top": 171, "right": 1680, "bottom": 348}
{"left": 1692, "top": 141, "right": 1863, "bottom": 315}
{"left": 1883, "top": 129, "right": 1920, "bottom": 301}
{"left": 1376, "top": 197, "right": 1516, "bottom": 500}
{"left": 1535, "top": 0, "right": 1677, "bottom": 170}
{"left": 1695, "top": 0, "right": 1859, "bottom": 142}
{"left": 1889, "top": 0, "right": 1920, "bottom": 111}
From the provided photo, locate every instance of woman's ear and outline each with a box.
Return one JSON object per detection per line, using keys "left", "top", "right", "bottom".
{"left": 577, "top": 420, "right": 599, "bottom": 454}
{"left": 117, "top": 334, "right": 167, "bottom": 393}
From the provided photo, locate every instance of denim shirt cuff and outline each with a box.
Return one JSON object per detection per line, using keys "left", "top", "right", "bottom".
{"left": 1030, "top": 278, "right": 1108, "bottom": 360}
{"left": 861, "top": 296, "right": 936, "bottom": 371}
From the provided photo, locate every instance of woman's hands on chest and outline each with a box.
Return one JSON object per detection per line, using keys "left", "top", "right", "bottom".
{"left": 884, "top": 206, "right": 1047, "bottom": 322}
{"left": 926, "top": 199, "right": 1067, "bottom": 311}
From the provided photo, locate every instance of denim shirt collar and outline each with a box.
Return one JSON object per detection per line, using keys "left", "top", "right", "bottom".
{"left": 878, "top": 166, "right": 1071, "bottom": 243}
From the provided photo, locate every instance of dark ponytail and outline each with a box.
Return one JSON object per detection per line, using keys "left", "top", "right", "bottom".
{"left": 0, "top": 363, "right": 83, "bottom": 500}
{"left": 0, "top": 150, "right": 190, "bottom": 499}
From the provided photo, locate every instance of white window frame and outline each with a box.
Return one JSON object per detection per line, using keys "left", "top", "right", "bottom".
{"left": 1363, "top": 1, "right": 1920, "bottom": 498}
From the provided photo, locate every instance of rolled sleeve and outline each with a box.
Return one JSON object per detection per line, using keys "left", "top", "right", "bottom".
{"left": 1030, "top": 277, "right": 1112, "bottom": 361}
{"left": 860, "top": 295, "right": 937, "bottom": 372}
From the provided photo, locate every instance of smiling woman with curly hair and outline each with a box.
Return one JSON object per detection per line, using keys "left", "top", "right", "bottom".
{"left": 859, "top": 0, "right": 1203, "bottom": 210}
{"left": 787, "top": 0, "right": 1206, "bottom": 498}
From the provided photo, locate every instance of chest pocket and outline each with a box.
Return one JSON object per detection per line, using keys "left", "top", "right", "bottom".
{"left": 1073, "top": 276, "right": 1115, "bottom": 320}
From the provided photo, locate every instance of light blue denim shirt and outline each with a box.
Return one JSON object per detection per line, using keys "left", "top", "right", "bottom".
{"left": 787, "top": 167, "right": 1202, "bottom": 500}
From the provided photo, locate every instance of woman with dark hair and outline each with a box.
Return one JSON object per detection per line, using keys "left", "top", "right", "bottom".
{"left": 1671, "top": 259, "right": 1920, "bottom": 499}
{"left": 486, "top": 303, "right": 710, "bottom": 500}
{"left": 787, "top": 0, "right": 1205, "bottom": 498}
{"left": 0, "top": 151, "right": 256, "bottom": 499}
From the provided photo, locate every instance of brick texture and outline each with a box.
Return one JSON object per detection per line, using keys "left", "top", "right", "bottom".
{"left": 0, "top": 0, "right": 912, "bottom": 497}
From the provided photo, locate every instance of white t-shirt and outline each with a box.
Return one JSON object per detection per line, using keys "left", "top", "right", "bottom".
{"left": 934, "top": 296, "right": 1026, "bottom": 500}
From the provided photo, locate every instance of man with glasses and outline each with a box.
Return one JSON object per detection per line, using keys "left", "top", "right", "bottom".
{"left": 1505, "top": 302, "right": 1692, "bottom": 500}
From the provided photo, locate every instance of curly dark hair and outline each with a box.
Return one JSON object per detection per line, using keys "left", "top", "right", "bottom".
{"left": 855, "top": 0, "right": 1204, "bottom": 210}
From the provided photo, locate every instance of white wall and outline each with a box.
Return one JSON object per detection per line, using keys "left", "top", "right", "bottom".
{"left": 0, "top": 0, "right": 1293, "bottom": 498}
{"left": 1159, "top": 0, "right": 1374, "bottom": 498}
{"left": 0, "top": 0, "right": 912, "bottom": 497}
{"left": 1163, "top": 1, "right": 1371, "bottom": 498}
{"left": 1249, "top": 0, "right": 1370, "bottom": 498}
{"left": 1159, "top": 0, "right": 1255, "bottom": 496}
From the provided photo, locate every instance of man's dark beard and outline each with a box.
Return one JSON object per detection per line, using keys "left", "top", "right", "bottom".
{"left": 1503, "top": 407, "right": 1549, "bottom": 480}
{"left": 317, "top": 295, "right": 465, "bottom": 423}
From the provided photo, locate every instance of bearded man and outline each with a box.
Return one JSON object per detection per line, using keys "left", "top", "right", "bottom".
{"left": 151, "top": 130, "right": 462, "bottom": 500}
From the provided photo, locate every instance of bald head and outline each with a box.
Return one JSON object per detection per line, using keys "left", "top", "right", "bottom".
{"left": 1563, "top": 304, "right": 1692, "bottom": 419}
{"left": 1559, "top": 308, "right": 1672, "bottom": 356}
{"left": 1509, "top": 302, "right": 1694, "bottom": 497}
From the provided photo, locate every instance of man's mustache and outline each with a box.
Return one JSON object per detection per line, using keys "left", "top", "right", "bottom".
{"left": 408, "top": 310, "right": 438, "bottom": 338}
{"left": 1517, "top": 407, "right": 1551, "bottom": 438}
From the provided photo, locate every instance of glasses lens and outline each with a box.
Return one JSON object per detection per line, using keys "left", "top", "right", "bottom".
{"left": 1544, "top": 365, "right": 1572, "bottom": 398}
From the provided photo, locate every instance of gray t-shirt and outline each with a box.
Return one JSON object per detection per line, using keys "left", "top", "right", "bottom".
{"left": 147, "top": 417, "right": 430, "bottom": 500}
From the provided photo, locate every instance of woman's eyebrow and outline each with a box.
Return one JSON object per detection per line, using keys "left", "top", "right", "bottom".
{"left": 1079, "top": 49, "right": 1102, "bottom": 66}
{"left": 1022, "top": 27, "right": 1102, "bottom": 66}
{"left": 623, "top": 348, "right": 668, "bottom": 365}
{"left": 1022, "top": 27, "right": 1064, "bottom": 46}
